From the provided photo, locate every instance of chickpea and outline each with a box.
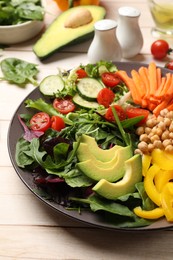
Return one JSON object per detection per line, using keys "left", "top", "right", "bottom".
{"left": 160, "top": 109, "right": 169, "bottom": 117}
{"left": 169, "top": 132, "right": 173, "bottom": 139}
{"left": 153, "top": 140, "right": 163, "bottom": 149}
{"left": 136, "top": 126, "right": 145, "bottom": 136}
{"left": 161, "top": 130, "right": 170, "bottom": 141}
{"left": 165, "top": 145, "right": 173, "bottom": 152}
{"left": 167, "top": 111, "right": 173, "bottom": 119}
{"left": 148, "top": 143, "right": 154, "bottom": 153}
{"left": 163, "top": 139, "right": 172, "bottom": 148}
{"left": 138, "top": 141, "right": 149, "bottom": 153}
{"left": 139, "top": 133, "right": 150, "bottom": 142}
{"left": 150, "top": 134, "right": 160, "bottom": 143}
{"left": 163, "top": 117, "right": 171, "bottom": 127}
{"left": 145, "top": 127, "right": 152, "bottom": 135}
{"left": 157, "top": 121, "right": 166, "bottom": 131}
{"left": 146, "top": 118, "right": 157, "bottom": 128}
{"left": 134, "top": 149, "right": 143, "bottom": 155}
{"left": 169, "top": 122, "right": 173, "bottom": 132}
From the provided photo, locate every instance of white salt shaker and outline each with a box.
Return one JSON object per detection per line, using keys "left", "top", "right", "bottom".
{"left": 87, "top": 19, "right": 122, "bottom": 63}
{"left": 116, "top": 6, "right": 143, "bottom": 59}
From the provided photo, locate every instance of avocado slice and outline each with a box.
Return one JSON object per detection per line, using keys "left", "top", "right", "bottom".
{"left": 79, "top": 134, "right": 122, "bottom": 162}
{"left": 92, "top": 154, "right": 142, "bottom": 200}
{"left": 77, "top": 145, "right": 133, "bottom": 182}
{"left": 77, "top": 142, "right": 122, "bottom": 164}
{"left": 33, "top": 6, "right": 106, "bottom": 59}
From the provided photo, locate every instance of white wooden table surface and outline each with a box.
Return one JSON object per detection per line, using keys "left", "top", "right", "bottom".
{"left": 1, "top": 0, "right": 173, "bottom": 259}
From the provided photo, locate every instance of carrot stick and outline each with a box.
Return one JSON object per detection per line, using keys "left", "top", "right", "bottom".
{"left": 131, "top": 69, "right": 147, "bottom": 107}
{"left": 167, "top": 99, "right": 173, "bottom": 111}
{"left": 138, "top": 66, "right": 150, "bottom": 100}
{"left": 156, "top": 67, "right": 162, "bottom": 88}
{"left": 148, "top": 62, "right": 158, "bottom": 97}
{"left": 116, "top": 70, "right": 140, "bottom": 104}
{"left": 153, "top": 99, "right": 169, "bottom": 116}
{"left": 155, "top": 76, "right": 166, "bottom": 98}
{"left": 159, "top": 73, "right": 172, "bottom": 97}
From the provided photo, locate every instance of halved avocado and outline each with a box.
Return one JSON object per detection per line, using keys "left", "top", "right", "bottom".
{"left": 33, "top": 5, "right": 106, "bottom": 59}
{"left": 92, "top": 154, "right": 142, "bottom": 200}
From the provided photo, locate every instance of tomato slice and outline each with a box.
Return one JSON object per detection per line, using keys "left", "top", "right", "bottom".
{"left": 101, "top": 72, "right": 121, "bottom": 88}
{"left": 30, "top": 112, "right": 51, "bottom": 132}
{"left": 53, "top": 98, "right": 75, "bottom": 114}
{"left": 126, "top": 107, "right": 149, "bottom": 126}
{"left": 97, "top": 88, "right": 115, "bottom": 108}
{"left": 76, "top": 68, "right": 87, "bottom": 78}
{"left": 51, "top": 116, "right": 65, "bottom": 131}
{"left": 105, "top": 105, "right": 126, "bottom": 122}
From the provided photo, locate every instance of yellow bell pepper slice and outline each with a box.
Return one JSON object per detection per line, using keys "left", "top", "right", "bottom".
{"left": 154, "top": 169, "right": 173, "bottom": 193}
{"left": 142, "top": 154, "right": 152, "bottom": 177}
{"left": 151, "top": 149, "right": 173, "bottom": 170}
{"left": 144, "top": 164, "right": 161, "bottom": 206}
{"left": 134, "top": 206, "right": 164, "bottom": 219}
{"left": 160, "top": 182, "right": 173, "bottom": 222}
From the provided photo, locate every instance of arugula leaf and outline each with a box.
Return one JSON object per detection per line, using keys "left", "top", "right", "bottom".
{"left": 24, "top": 138, "right": 47, "bottom": 167}
{"left": 0, "top": 58, "right": 39, "bottom": 86}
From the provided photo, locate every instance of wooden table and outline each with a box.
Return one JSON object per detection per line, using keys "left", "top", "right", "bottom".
{"left": 1, "top": 0, "right": 173, "bottom": 259}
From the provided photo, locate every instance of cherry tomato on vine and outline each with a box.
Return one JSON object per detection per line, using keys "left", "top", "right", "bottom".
{"left": 53, "top": 98, "right": 75, "bottom": 114}
{"left": 151, "top": 39, "right": 172, "bottom": 60}
{"left": 97, "top": 88, "right": 115, "bottom": 108}
{"left": 101, "top": 72, "right": 121, "bottom": 88}
{"left": 126, "top": 107, "right": 149, "bottom": 126}
{"left": 165, "top": 60, "right": 173, "bottom": 70}
{"left": 51, "top": 116, "right": 65, "bottom": 131}
{"left": 76, "top": 68, "right": 87, "bottom": 78}
{"left": 30, "top": 112, "right": 51, "bottom": 132}
{"left": 105, "top": 105, "right": 126, "bottom": 122}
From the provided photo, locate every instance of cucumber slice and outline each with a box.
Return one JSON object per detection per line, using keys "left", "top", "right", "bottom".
{"left": 73, "top": 93, "right": 99, "bottom": 109}
{"left": 77, "top": 77, "right": 103, "bottom": 101}
{"left": 39, "top": 75, "right": 64, "bottom": 96}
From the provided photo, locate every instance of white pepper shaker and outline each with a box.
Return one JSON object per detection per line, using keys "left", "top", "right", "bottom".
{"left": 116, "top": 6, "right": 143, "bottom": 59}
{"left": 87, "top": 19, "right": 122, "bottom": 63}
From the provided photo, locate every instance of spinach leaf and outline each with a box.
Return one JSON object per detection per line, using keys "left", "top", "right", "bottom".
{"left": 0, "top": 58, "right": 39, "bottom": 86}
{"left": 0, "top": 0, "right": 44, "bottom": 25}
{"left": 15, "top": 137, "right": 34, "bottom": 168}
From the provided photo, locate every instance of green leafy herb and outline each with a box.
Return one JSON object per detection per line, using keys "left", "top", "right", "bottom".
{"left": 0, "top": 58, "right": 39, "bottom": 86}
{"left": 0, "top": 0, "right": 44, "bottom": 25}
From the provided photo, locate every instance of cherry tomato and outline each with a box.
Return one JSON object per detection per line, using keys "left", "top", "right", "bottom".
{"left": 30, "top": 112, "right": 51, "bottom": 132}
{"left": 105, "top": 105, "right": 126, "bottom": 122}
{"left": 51, "top": 116, "right": 65, "bottom": 131}
{"left": 76, "top": 68, "right": 87, "bottom": 78}
{"left": 151, "top": 40, "right": 172, "bottom": 60}
{"left": 97, "top": 88, "right": 115, "bottom": 108}
{"left": 53, "top": 98, "right": 75, "bottom": 114}
{"left": 126, "top": 107, "right": 149, "bottom": 126}
{"left": 165, "top": 60, "right": 173, "bottom": 70}
{"left": 101, "top": 72, "right": 121, "bottom": 88}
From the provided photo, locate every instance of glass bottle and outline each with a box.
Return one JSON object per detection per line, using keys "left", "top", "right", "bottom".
{"left": 116, "top": 6, "right": 143, "bottom": 59}
{"left": 87, "top": 19, "right": 122, "bottom": 63}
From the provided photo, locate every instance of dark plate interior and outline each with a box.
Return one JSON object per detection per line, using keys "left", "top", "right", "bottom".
{"left": 7, "top": 61, "right": 173, "bottom": 231}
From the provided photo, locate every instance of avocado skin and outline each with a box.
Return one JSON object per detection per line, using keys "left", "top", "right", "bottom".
{"left": 33, "top": 6, "right": 106, "bottom": 59}
{"left": 92, "top": 154, "right": 142, "bottom": 200}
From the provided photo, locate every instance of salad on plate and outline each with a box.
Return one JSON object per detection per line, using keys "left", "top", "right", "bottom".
{"left": 13, "top": 60, "right": 173, "bottom": 229}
